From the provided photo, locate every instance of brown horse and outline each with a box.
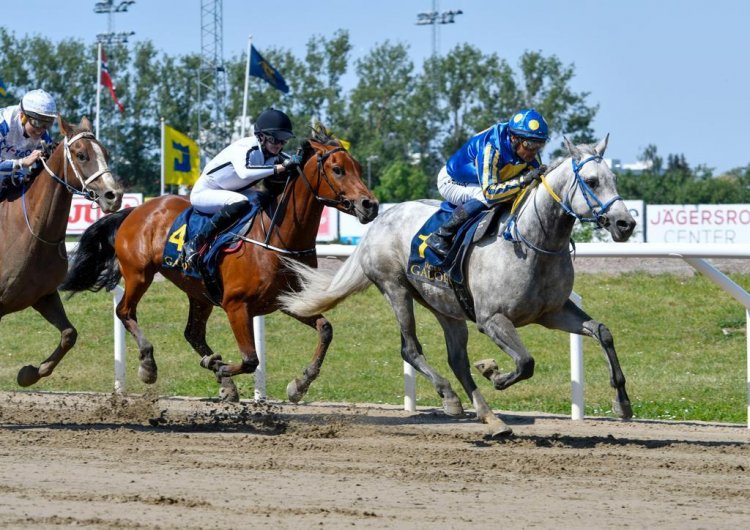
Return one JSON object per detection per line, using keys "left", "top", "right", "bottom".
{"left": 0, "top": 117, "right": 123, "bottom": 386}
{"left": 61, "top": 127, "right": 378, "bottom": 401}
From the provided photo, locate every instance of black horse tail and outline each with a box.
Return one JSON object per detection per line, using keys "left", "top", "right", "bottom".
{"left": 60, "top": 207, "right": 135, "bottom": 294}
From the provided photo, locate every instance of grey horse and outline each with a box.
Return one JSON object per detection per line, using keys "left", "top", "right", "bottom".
{"left": 280, "top": 136, "right": 636, "bottom": 437}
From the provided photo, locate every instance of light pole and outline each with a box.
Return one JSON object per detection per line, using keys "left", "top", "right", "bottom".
{"left": 366, "top": 155, "right": 379, "bottom": 189}
{"left": 415, "top": 1, "right": 463, "bottom": 56}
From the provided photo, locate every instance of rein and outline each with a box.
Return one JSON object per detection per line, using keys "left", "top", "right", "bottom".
{"left": 234, "top": 145, "right": 350, "bottom": 257}
{"left": 503, "top": 154, "right": 621, "bottom": 256}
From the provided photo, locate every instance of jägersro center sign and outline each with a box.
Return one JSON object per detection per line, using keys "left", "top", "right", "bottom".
{"left": 647, "top": 204, "right": 750, "bottom": 243}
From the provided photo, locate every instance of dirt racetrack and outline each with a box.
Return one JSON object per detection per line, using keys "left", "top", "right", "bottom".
{"left": 0, "top": 391, "right": 748, "bottom": 529}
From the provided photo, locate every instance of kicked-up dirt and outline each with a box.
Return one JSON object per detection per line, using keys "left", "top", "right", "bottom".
{"left": 0, "top": 391, "right": 748, "bottom": 529}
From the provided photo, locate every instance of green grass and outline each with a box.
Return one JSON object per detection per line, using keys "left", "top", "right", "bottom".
{"left": 1, "top": 272, "right": 748, "bottom": 424}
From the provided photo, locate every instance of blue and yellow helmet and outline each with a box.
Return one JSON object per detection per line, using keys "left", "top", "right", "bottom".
{"left": 508, "top": 108, "right": 549, "bottom": 141}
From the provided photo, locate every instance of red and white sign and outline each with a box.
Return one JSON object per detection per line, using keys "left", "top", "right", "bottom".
{"left": 67, "top": 193, "right": 143, "bottom": 234}
{"left": 316, "top": 206, "right": 339, "bottom": 242}
{"left": 647, "top": 204, "right": 750, "bottom": 244}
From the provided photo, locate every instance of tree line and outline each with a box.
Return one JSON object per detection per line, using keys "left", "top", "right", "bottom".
{"left": 1, "top": 28, "right": 748, "bottom": 203}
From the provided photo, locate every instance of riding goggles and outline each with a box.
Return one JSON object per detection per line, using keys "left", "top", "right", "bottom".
{"left": 26, "top": 114, "right": 54, "bottom": 130}
{"left": 263, "top": 134, "right": 287, "bottom": 146}
{"left": 519, "top": 138, "right": 546, "bottom": 152}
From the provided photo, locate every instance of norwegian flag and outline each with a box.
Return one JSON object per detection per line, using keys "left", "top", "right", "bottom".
{"left": 100, "top": 48, "right": 124, "bottom": 113}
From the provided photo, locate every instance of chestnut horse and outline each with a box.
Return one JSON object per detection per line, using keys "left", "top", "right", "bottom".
{"left": 0, "top": 117, "right": 123, "bottom": 386}
{"left": 61, "top": 127, "right": 378, "bottom": 401}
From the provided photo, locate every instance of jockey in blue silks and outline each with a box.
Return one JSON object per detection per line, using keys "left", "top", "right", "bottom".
{"left": 0, "top": 89, "right": 56, "bottom": 194}
{"left": 426, "top": 108, "right": 550, "bottom": 258}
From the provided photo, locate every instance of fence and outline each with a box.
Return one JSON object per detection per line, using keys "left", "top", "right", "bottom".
{"left": 84, "top": 242, "right": 750, "bottom": 427}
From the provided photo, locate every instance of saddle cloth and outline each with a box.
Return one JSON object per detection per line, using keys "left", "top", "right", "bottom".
{"left": 162, "top": 204, "right": 261, "bottom": 280}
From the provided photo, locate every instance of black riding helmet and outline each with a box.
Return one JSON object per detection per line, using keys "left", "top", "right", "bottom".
{"left": 254, "top": 108, "right": 294, "bottom": 141}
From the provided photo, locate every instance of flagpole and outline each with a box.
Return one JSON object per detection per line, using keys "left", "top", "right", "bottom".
{"left": 160, "top": 117, "right": 165, "bottom": 196}
{"left": 241, "top": 34, "right": 252, "bottom": 138}
{"left": 96, "top": 42, "right": 102, "bottom": 137}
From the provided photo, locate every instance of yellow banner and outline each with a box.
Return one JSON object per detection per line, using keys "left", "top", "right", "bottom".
{"left": 163, "top": 125, "right": 200, "bottom": 186}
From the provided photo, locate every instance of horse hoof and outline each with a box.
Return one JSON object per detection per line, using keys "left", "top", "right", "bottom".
{"left": 487, "top": 424, "right": 513, "bottom": 438}
{"left": 286, "top": 379, "right": 304, "bottom": 403}
{"left": 474, "top": 359, "right": 499, "bottom": 380}
{"left": 219, "top": 377, "right": 239, "bottom": 402}
{"left": 613, "top": 399, "right": 633, "bottom": 419}
{"left": 443, "top": 396, "right": 464, "bottom": 417}
{"left": 16, "top": 365, "right": 41, "bottom": 387}
{"left": 138, "top": 365, "right": 158, "bottom": 384}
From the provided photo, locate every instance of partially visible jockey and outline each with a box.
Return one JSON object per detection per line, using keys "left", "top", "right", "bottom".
{"left": 426, "top": 108, "right": 550, "bottom": 258}
{"left": 182, "top": 108, "right": 302, "bottom": 267}
{"left": 0, "top": 89, "right": 56, "bottom": 194}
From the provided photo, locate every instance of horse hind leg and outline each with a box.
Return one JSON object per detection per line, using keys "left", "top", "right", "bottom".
{"left": 184, "top": 296, "right": 239, "bottom": 402}
{"left": 281, "top": 311, "right": 332, "bottom": 403}
{"left": 434, "top": 313, "right": 512, "bottom": 437}
{"left": 382, "top": 285, "right": 463, "bottom": 417}
{"left": 16, "top": 292, "right": 77, "bottom": 387}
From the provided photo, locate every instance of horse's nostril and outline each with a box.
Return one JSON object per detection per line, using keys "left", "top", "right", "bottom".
{"left": 104, "top": 191, "right": 116, "bottom": 201}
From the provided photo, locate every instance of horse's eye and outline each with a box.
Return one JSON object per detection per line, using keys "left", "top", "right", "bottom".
{"left": 76, "top": 151, "right": 88, "bottom": 162}
{"left": 584, "top": 176, "right": 599, "bottom": 187}
{"left": 332, "top": 166, "right": 343, "bottom": 176}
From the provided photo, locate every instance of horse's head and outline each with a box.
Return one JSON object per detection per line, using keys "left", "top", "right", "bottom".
{"left": 547, "top": 135, "right": 636, "bottom": 242}
{"left": 298, "top": 126, "right": 379, "bottom": 224}
{"left": 56, "top": 117, "right": 124, "bottom": 213}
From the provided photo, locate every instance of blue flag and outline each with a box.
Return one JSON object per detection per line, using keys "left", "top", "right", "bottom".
{"left": 0, "top": 77, "right": 7, "bottom": 97}
{"left": 249, "top": 45, "right": 289, "bottom": 94}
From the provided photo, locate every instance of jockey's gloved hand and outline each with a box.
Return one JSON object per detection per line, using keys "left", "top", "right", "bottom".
{"left": 282, "top": 154, "right": 303, "bottom": 171}
{"left": 521, "top": 164, "right": 547, "bottom": 186}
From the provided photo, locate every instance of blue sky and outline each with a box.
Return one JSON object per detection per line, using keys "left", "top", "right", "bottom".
{"left": 6, "top": 0, "right": 747, "bottom": 174}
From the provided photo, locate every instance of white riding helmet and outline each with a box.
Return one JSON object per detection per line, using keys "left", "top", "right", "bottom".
{"left": 20, "top": 89, "right": 58, "bottom": 119}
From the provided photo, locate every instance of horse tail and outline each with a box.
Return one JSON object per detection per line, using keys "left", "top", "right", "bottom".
{"left": 279, "top": 245, "right": 372, "bottom": 317}
{"left": 60, "top": 207, "right": 135, "bottom": 294}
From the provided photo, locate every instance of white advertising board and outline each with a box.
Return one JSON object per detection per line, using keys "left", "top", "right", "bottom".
{"left": 647, "top": 204, "right": 750, "bottom": 244}
{"left": 67, "top": 193, "right": 144, "bottom": 235}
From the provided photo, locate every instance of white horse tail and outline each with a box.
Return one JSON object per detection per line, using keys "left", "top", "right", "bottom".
{"left": 279, "top": 246, "right": 372, "bottom": 317}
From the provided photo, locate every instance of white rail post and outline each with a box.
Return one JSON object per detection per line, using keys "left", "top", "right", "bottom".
{"left": 403, "top": 362, "right": 416, "bottom": 412}
{"left": 253, "top": 315, "right": 267, "bottom": 400}
{"left": 113, "top": 286, "right": 126, "bottom": 393}
{"left": 569, "top": 292, "right": 585, "bottom": 420}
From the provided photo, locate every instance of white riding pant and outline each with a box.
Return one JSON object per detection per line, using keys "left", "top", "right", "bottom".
{"left": 190, "top": 177, "right": 255, "bottom": 215}
{"left": 436, "top": 166, "right": 490, "bottom": 206}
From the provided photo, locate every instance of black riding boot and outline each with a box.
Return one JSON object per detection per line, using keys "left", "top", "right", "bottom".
{"left": 183, "top": 201, "right": 249, "bottom": 269}
{"left": 425, "top": 199, "right": 487, "bottom": 258}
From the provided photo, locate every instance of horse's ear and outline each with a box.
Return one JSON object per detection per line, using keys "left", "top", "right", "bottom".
{"left": 563, "top": 136, "right": 582, "bottom": 159}
{"left": 58, "top": 116, "right": 71, "bottom": 136}
{"left": 79, "top": 116, "right": 93, "bottom": 132}
{"left": 594, "top": 133, "right": 610, "bottom": 156}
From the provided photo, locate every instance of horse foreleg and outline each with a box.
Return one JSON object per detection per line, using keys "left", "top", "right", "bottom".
{"left": 16, "top": 292, "right": 77, "bottom": 387}
{"left": 116, "top": 271, "right": 158, "bottom": 384}
{"left": 281, "top": 311, "right": 332, "bottom": 403}
{"left": 217, "top": 300, "right": 259, "bottom": 378}
{"left": 383, "top": 285, "right": 462, "bottom": 416}
{"left": 537, "top": 299, "right": 632, "bottom": 419}
{"left": 434, "top": 314, "right": 512, "bottom": 437}
{"left": 475, "top": 313, "right": 535, "bottom": 391}
{"left": 183, "top": 296, "right": 238, "bottom": 402}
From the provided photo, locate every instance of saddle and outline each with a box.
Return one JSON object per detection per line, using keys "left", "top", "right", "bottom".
{"left": 407, "top": 202, "right": 507, "bottom": 321}
{"left": 162, "top": 203, "right": 264, "bottom": 305}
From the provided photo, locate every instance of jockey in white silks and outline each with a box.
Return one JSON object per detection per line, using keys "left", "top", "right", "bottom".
{"left": 426, "top": 108, "right": 550, "bottom": 258}
{"left": 0, "top": 89, "right": 56, "bottom": 195}
{"left": 182, "top": 108, "right": 302, "bottom": 266}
